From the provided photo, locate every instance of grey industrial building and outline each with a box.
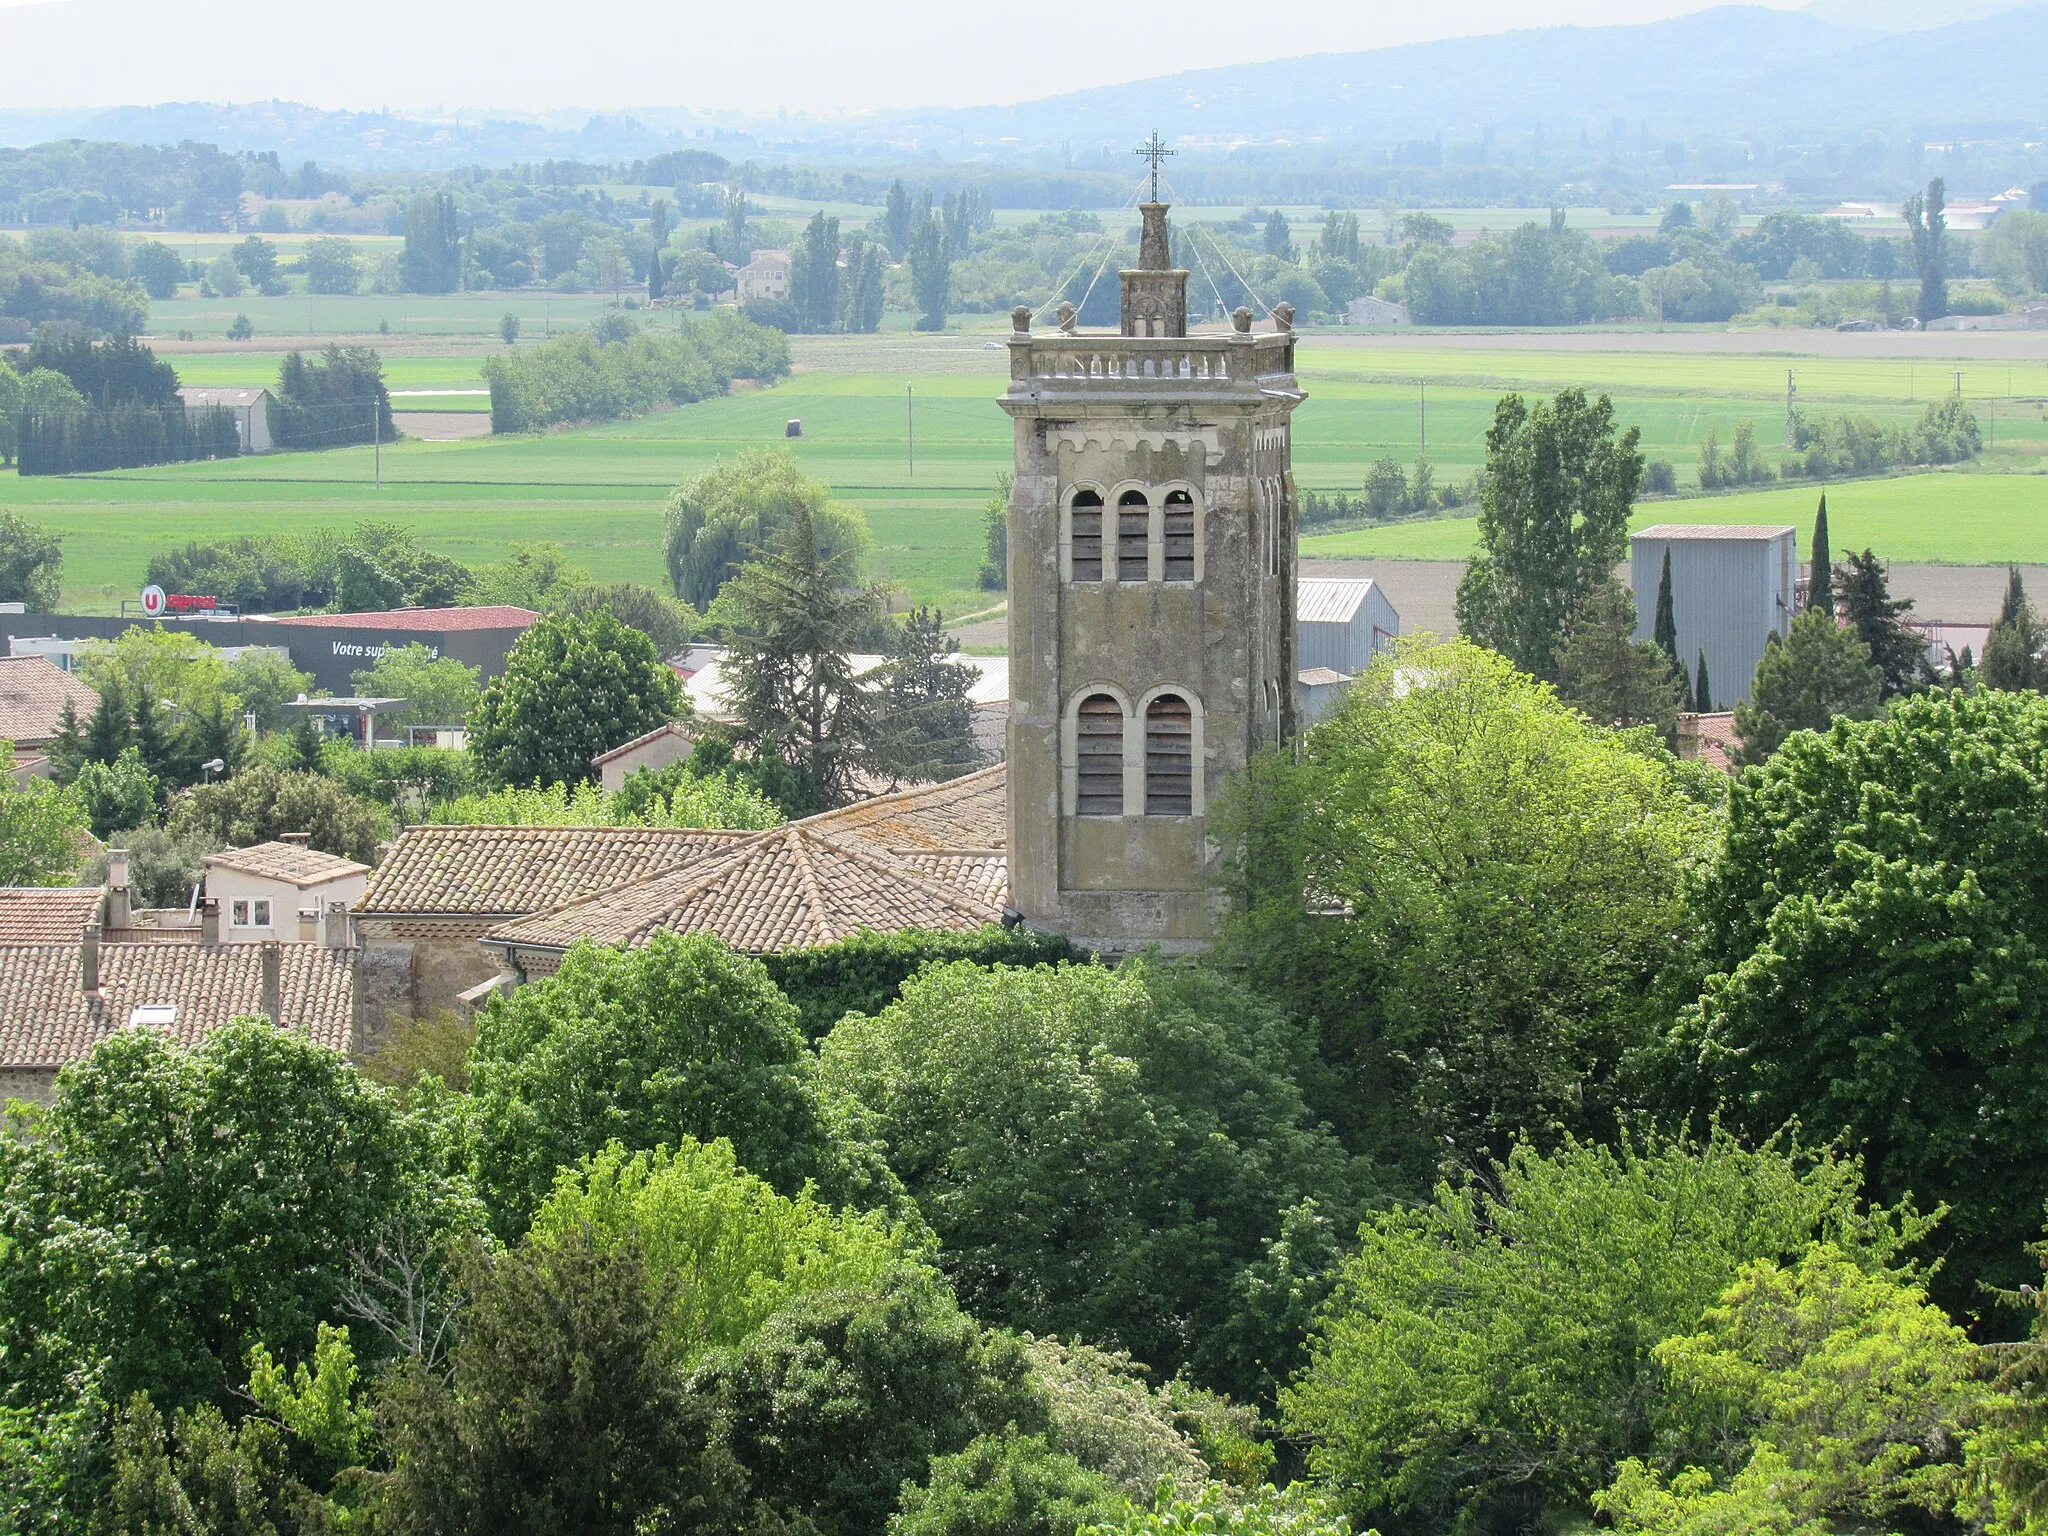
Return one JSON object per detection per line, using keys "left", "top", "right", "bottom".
{"left": 1630, "top": 524, "right": 1798, "bottom": 710}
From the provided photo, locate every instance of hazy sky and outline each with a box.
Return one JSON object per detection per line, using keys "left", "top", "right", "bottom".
{"left": 0, "top": 0, "right": 1830, "bottom": 115}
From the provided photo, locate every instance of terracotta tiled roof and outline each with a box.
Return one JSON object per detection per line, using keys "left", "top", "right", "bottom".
{"left": 358, "top": 825, "right": 751, "bottom": 918}
{"left": 1678, "top": 711, "right": 1741, "bottom": 774}
{"left": 799, "top": 765, "right": 1007, "bottom": 853}
{"left": 0, "top": 942, "right": 357, "bottom": 1069}
{"left": 0, "top": 888, "right": 102, "bottom": 944}
{"left": 0, "top": 657, "right": 99, "bottom": 747}
{"left": 260, "top": 606, "right": 539, "bottom": 632}
{"left": 205, "top": 841, "right": 370, "bottom": 886}
{"left": 486, "top": 825, "right": 1004, "bottom": 956}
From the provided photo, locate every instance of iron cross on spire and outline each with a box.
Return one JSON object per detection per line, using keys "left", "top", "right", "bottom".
{"left": 1135, "top": 131, "right": 1175, "bottom": 202}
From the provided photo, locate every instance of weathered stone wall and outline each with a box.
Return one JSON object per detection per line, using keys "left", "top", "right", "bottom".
{"left": 1001, "top": 324, "right": 1301, "bottom": 953}
{"left": 0, "top": 1068, "right": 58, "bottom": 1106}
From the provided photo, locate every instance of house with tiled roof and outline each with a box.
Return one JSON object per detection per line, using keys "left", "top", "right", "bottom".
{"left": 353, "top": 824, "right": 752, "bottom": 1026}
{"left": 0, "top": 922, "right": 359, "bottom": 1103}
{"left": 484, "top": 825, "right": 1006, "bottom": 975}
{"left": 0, "top": 887, "right": 104, "bottom": 945}
{"left": 0, "top": 656, "right": 99, "bottom": 760}
{"left": 354, "top": 766, "right": 1011, "bottom": 1011}
{"left": 203, "top": 838, "right": 370, "bottom": 942}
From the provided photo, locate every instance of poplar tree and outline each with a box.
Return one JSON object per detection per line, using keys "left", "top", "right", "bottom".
{"left": 1904, "top": 178, "right": 1949, "bottom": 324}
{"left": 1455, "top": 389, "right": 1645, "bottom": 683}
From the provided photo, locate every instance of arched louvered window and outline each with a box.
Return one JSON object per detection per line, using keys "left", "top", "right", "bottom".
{"left": 1163, "top": 490, "right": 1195, "bottom": 582}
{"left": 1145, "top": 694, "right": 1194, "bottom": 816}
{"left": 1076, "top": 694, "right": 1125, "bottom": 817}
{"left": 1069, "top": 490, "right": 1103, "bottom": 582}
{"left": 1117, "top": 490, "right": 1150, "bottom": 583}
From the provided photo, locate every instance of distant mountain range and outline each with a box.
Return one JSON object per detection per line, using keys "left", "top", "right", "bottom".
{"left": 0, "top": 4, "right": 2043, "bottom": 165}
{"left": 885, "top": 4, "right": 2048, "bottom": 153}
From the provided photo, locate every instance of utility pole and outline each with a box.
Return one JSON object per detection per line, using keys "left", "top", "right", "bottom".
{"left": 906, "top": 384, "right": 914, "bottom": 479}
{"left": 1786, "top": 369, "right": 1796, "bottom": 450}
{"left": 1954, "top": 370, "right": 1964, "bottom": 399}
{"left": 1419, "top": 378, "right": 1427, "bottom": 463}
{"left": 373, "top": 400, "right": 381, "bottom": 491}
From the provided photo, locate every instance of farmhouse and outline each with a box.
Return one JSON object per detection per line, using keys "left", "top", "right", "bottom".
{"left": 736, "top": 249, "right": 791, "bottom": 303}
{"left": 176, "top": 387, "right": 275, "bottom": 454}
{"left": 592, "top": 720, "right": 700, "bottom": 792}
{"left": 1343, "top": 295, "right": 1412, "bottom": 326}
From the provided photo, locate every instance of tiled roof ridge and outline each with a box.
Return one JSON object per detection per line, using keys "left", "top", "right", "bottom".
{"left": 490, "top": 823, "right": 795, "bottom": 940}
{"left": 783, "top": 827, "right": 837, "bottom": 947}
{"left": 798, "top": 763, "right": 1005, "bottom": 828}
{"left": 801, "top": 829, "right": 1004, "bottom": 926}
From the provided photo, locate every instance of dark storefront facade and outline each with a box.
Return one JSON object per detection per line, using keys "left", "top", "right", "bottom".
{"left": 0, "top": 605, "right": 539, "bottom": 697}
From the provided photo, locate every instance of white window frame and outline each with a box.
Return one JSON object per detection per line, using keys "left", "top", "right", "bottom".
{"left": 231, "top": 899, "right": 251, "bottom": 927}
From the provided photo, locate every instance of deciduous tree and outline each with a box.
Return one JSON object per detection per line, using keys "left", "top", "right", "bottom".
{"left": 820, "top": 960, "right": 1374, "bottom": 1404}
{"left": 465, "top": 931, "right": 869, "bottom": 1237}
{"left": 1678, "top": 688, "right": 2048, "bottom": 1304}
{"left": 1215, "top": 637, "right": 1719, "bottom": 1180}
{"left": 1283, "top": 1129, "right": 1924, "bottom": 1536}
{"left": 1455, "top": 389, "right": 1644, "bottom": 681}
{"left": 662, "top": 448, "right": 870, "bottom": 612}
{"left": 467, "top": 608, "right": 682, "bottom": 788}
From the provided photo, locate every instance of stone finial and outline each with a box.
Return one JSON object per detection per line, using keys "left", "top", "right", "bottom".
{"left": 1056, "top": 302, "right": 1079, "bottom": 334}
{"left": 1138, "top": 202, "right": 1172, "bottom": 271}
{"left": 1272, "top": 301, "right": 1295, "bottom": 332}
{"left": 1011, "top": 305, "right": 1032, "bottom": 333}
{"left": 1231, "top": 306, "right": 1254, "bottom": 334}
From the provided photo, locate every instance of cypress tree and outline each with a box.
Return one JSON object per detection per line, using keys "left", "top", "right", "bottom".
{"left": 1809, "top": 495, "right": 1834, "bottom": 616}
{"left": 1652, "top": 548, "right": 1690, "bottom": 709}
{"left": 1694, "top": 650, "right": 1714, "bottom": 714}
{"left": 1999, "top": 563, "right": 2027, "bottom": 627}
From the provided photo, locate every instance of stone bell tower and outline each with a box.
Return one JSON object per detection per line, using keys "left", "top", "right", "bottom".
{"left": 999, "top": 177, "right": 1305, "bottom": 953}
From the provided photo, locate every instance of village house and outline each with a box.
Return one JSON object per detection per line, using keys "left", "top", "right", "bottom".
{"left": 0, "top": 655, "right": 98, "bottom": 779}
{"left": 201, "top": 838, "right": 372, "bottom": 943}
{"left": 0, "top": 886, "right": 358, "bottom": 1104}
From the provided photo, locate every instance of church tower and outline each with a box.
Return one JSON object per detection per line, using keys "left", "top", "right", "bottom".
{"left": 999, "top": 180, "right": 1305, "bottom": 953}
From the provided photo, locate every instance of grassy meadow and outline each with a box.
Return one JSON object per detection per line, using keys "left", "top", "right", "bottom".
{"left": 5, "top": 301, "right": 2046, "bottom": 613}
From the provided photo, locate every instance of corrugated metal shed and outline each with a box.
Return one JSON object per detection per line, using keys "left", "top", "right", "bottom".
{"left": 1630, "top": 525, "right": 1797, "bottom": 710}
{"left": 1297, "top": 578, "right": 1401, "bottom": 675}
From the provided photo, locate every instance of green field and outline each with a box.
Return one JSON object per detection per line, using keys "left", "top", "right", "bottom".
{"left": 6, "top": 323, "right": 2046, "bottom": 613}
{"left": 1303, "top": 471, "right": 2048, "bottom": 565}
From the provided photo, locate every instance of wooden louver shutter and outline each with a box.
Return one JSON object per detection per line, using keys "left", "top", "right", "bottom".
{"left": 1163, "top": 491, "right": 1194, "bottom": 581}
{"left": 1145, "top": 695, "right": 1193, "bottom": 816}
{"left": 1076, "top": 695, "right": 1125, "bottom": 816}
{"left": 1117, "top": 491, "right": 1149, "bottom": 582}
{"left": 1070, "top": 491, "right": 1103, "bottom": 582}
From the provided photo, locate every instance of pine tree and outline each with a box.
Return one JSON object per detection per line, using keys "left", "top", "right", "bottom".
{"left": 871, "top": 607, "right": 982, "bottom": 784}
{"left": 46, "top": 697, "right": 87, "bottom": 784}
{"left": 718, "top": 503, "right": 888, "bottom": 808}
{"left": 1694, "top": 650, "right": 1714, "bottom": 713}
{"left": 83, "top": 674, "right": 130, "bottom": 766}
{"left": 1836, "top": 549, "right": 1927, "bottom": 698}
{"left": 128, "top": 683, "right": 174, "bottom": 791}
{"left": 1733, "top": 608, "right": 1883, "bottom": 765}
{"left": 1808, "top": 495, "right": 1834, "bottom": 616}
{"left": 1981, "top": 566, "right": 2048, "bottom": 692}
{"left": 1555, "top": 581, "right": 1682, "bottom": 740}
